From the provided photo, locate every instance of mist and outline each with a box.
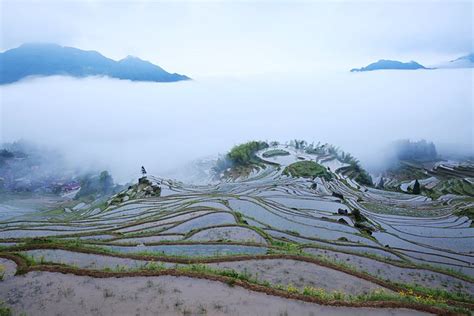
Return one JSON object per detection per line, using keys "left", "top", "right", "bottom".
{"left": 0, "top": 68, "right": 471, "bottom": 182}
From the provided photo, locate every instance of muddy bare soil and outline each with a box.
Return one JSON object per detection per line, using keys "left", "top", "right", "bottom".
{"left": 0, "top": 271, "right": 430, "bottom": 316}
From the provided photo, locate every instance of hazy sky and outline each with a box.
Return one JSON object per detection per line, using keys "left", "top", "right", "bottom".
{"left": 0, "top": 0, "right": 472, "bottom": 182}
{"left": 1, "top": 0, "right": 472, "bottom": 77}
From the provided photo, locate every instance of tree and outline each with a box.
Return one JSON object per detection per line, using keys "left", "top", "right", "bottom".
{"left": 141, "top": 166, "right": 147, "bottom": 176}
{"left": 99, "top": 171, "right": 114, "bottom": 193}
{"left": 412, "top": 179, "right": 421, "bottom": 194}
{"left": 376, "top": 176, "right": 384, "bottom": 189}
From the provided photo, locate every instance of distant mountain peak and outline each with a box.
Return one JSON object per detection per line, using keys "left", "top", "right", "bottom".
{"left": 450, "top": 53, "right": 474, "bottom": 63}
{"left": 121, "top": 55, "right": 141, "bottom": 61}
{"left": 0, "top": 43, "right": 190, "bottom": 84}
{"left": 433, "top": 53, "right": 474, "bottom": 69}
{"left": 350, "top": 59, "right": 428, "bottom": 72}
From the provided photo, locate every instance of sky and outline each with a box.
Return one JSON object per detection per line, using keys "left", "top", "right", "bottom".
{"left": 1, "top": 0, "right": 472, "bottom": 77}
{"left": 0, "top": 0, "right": 473, "bottom": 182}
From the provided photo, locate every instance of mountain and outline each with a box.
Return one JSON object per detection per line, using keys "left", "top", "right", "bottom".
{"left": 350, "top": 59, "right": 428, "bottom": 72}
{"left": 0, "top": 43, "right": 190, "bottom": 84}
{"left": 437, "top": 53, "right": 474, "bottom": 69}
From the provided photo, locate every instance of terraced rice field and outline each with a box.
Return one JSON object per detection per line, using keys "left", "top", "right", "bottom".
{"left": 0, "top": 146, "right": 473, "bottom": 315}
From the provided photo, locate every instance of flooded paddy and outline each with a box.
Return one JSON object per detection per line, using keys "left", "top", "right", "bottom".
{"left": 23, "top": 249, "right": 159, "bottom": 270}
{"left": 0, "top": 146, "right": 472, "bottom": 315}
{"left": 304, "top": 248, "right": 474, "bottom": 295}
{"left": 103, "top": 244, "right": 268, "bottom": 257}
{"left": 0, "top": 272, "right": 430, "bottom": 316}
{"left": 208, "top": 258, "right": 387, "bottom": 294}
{"left": 188, "top": 226, "right": 267, "bottom": 244}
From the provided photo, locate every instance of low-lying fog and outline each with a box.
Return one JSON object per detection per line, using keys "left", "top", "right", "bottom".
{"left": 0, "top": 69, "right": 472, "bottom": 182}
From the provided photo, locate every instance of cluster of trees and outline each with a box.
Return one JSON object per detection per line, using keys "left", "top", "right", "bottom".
{"left": 290, "top": 139, "right": 307, "bottom": 150}
{"left": 304, "top": 142, "right": 373, "bottom": 186}
{"left": 350, "top": 162, "right": 373, "bottom": 186}
{"left": 394, "top": 139, "right": 437, "bottom": 162}
{"left": 75, "top": 171, "right": 117, "bottom": 200}
{"left": 227, "top": 141, "right": 269, "bottom": 165}
{"left": 212, "top": 141, "right": 269, "bottom": 175}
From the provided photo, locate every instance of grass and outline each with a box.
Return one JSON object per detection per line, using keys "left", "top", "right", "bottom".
{"left": 282, "top": 161, "right": 332, "bottom": 180}
{"left": 0, "top": 302, "right": 11, "bottom": 316}
{"left": 395, "top": 282, "right": 473, "bottom": 303}
{"left": 262, "top": 149, "right": 290, "bottom": 158}
{"left": 454, "top": 207, "right": 474, "bottom": 227}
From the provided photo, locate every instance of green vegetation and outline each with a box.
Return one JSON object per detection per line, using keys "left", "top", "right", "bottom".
{"left": 436, "top": 179, "right": 474, "bottom": 197}
{"left": 304, "top": 142, "right": 372, "bottom": 185}
{"left": 395, "top": 282, "right": 473, "bottom": 303}
{"left": 234, "top": 212, "right": 249, "bottom": 225}
{"left": 350, "top": 209, "right": 364, "bottom": 222}
{"left": 385, "top": 162, "right": 429, "bottom": 184}
{"left": 455, "top": 207, "right": 474, "bottom": 219}
{"left": 283, "top": 161, "right": 332, "bottom": 180}
{"left": 213, "top": 141, "right": 269, "bottom": 175}
{"left": 2, "top": 138, "right": 472, "bottom": 315}
{"left": 454, "top": 207, "right": 474, "bottom": 227}
{"left": 346, "top": 161, "right": 373, "bottom": 186}
{"left": 262, "top": 149, "right": 290, "bottom": 158}
{"left": 11, "top": 250, "right": 470, "bottom": 314}
{"left": 412, "top": 179, "right": 421, "bottom": 194}
{"left": 290, "top": 139, "right": 307, "bottom": 150}
{"left": 0, "top": 302, "right": 11, "bottom": 316}
{"left": 3, "top": 230, "right": 472, "bottom": 314}
{"left": 394, "top": 139, "right": 437, "bottom": 162}
{"left": 75, "top": 170, "right": 118, "bottom": 201}
{"left": 227, "top": 141, "right": 269, "bottom": 165}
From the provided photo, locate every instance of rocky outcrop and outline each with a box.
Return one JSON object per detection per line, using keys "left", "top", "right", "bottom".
{"left": 108, "top": 176, "right": 161, "bottom": 205}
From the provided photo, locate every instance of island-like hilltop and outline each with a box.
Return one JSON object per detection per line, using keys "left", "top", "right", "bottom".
{"left": 350, "top": 59, "right": 428, "bottom": 72}
{"left": 0, "top": 43, "right": 190, "bottom": 84}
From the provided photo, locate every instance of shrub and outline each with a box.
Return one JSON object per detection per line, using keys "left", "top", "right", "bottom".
{"left": 283, "top": 161, "right": 332, "bottom": 180}
{"left": 262, "top": 149, "right": 290, "bottom": 158}
{"left": 227, "top": 141, "right": 269, "bottom": 165}
{"left": 212, "top": 141, "right": 269, "bottom": 175}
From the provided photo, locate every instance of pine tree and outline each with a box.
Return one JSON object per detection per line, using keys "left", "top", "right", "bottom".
{"left": 412, "top": 179, "right": 421, "bottom": 194}
{"left": 141, "top": 166, "right": 147, "bottom": 176}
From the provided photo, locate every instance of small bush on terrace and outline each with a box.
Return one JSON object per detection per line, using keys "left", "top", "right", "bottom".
{"left": 283, "top": 161, "right": 332, "bottom": 181}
